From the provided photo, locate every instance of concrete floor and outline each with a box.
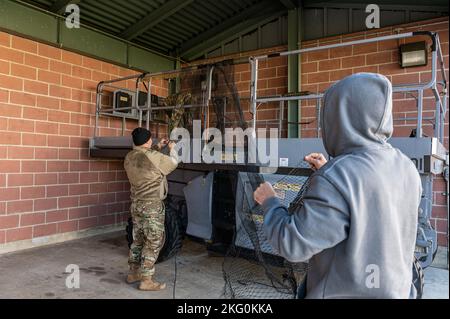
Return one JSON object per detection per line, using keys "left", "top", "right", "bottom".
{"left": 0, "top": 231, "right": 448, "bottom": 299}
{"left": 0, "top": 231, "right": 224, "bottom": 299}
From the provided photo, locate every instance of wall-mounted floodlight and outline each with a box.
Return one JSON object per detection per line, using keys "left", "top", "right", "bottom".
{"left": 399, "top": 41, "right": 428, "bottom": 68}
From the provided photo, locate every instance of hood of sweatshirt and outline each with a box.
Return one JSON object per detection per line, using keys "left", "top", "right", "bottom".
{"left": 321, "top": 73, "right": 393, "bottom": 157}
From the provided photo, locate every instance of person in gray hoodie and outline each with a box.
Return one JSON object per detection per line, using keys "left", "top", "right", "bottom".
{"left": 254, "top": 73, "right": 421, "bottom": 299}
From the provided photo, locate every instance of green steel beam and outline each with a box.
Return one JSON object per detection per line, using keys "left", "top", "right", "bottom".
{"left": 179, "top": 0, "right": 278, "bottom": 56}
{"left": 287, "top": 8, "right": 299, "bottom": 138}
{"left": 127, "top": 46, "right": 174, "bottom": 73}
{"left": 279, "top": 0, "right": 297, "bottom": 10}
{"left": 59, "top": 23, "right": 128, "bottom": 63}
{"left": 0, "top": 0, "right": 58, "bottom": 43}
{"left": 0, "top": 0, "right": 174, "bottom": 73}
{"left": 119, "top": 0, "right": 194, "bottom": 40}
{"left": 50, "top": 0, "right": 79, "bottom": 14}
{"left": 182, "top": 10, "right": 288, "bottom": 60}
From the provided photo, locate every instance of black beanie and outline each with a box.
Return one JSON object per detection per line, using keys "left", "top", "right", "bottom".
{"left": 132, "top": 127, "right": 151, "bottom": 146}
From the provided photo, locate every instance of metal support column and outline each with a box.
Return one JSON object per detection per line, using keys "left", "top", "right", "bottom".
{"left": 287, "top": 8, "right": 299, "bottom": 138}
{"left": 279, "top": 101, "right": 284, "bottom": 138}
{"left": 417, "top": 89, "right": 423, "bottom": 138}
{"left": 316, "top": 98, "right": 321, "bottom": 138}
{"left": 146, "top": 78, "right": 152, "bottom": 130}
{"left": 250, "top": 58, "right": 258, "bottom": 130}
{"left": 136, "top": 77, "right": 142, "bottom": 128}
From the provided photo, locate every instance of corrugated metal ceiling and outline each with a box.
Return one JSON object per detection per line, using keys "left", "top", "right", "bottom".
{"left": 22, "top": 0, "right": 285, "bottom": 55}
{"left": 17, "top": 0, "right": 450, "bottom": 60}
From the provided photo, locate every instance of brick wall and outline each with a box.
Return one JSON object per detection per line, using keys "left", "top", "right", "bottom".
{"left": 0, "top": 32, "right": 167, "bottom": 246}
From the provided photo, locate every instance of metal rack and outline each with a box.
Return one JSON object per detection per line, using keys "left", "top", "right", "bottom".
{"left": 249, "top": 31, "right": 448, "bottom": 143}
{"left": 94, "top": 65, "right": 216, "bottom": 137}
{"left": 248, "top": 31, "right": 448, "bottom": 268}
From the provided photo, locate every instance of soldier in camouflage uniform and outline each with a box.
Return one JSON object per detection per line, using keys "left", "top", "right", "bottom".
{"left": 124, "top": 127, "right": 178, "bottom": 291}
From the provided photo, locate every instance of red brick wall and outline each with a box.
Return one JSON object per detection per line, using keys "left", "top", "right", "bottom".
{"left": 0, "top": 32, "right": 167, "bottom": 245}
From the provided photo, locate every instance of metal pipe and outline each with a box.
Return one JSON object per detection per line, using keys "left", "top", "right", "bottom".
{"left": 393, "top": 116, "right": 435, "bottom": 121}
{"left": 136, "top": 77, "right": 142, "bottom": 127}
{"left": 316, "top": 98, "right": 321, "bottom": 138}
{"left": 207, "top": 66, "right": 215, "bottom": 101}
{"left": 254, "top": 85, "right": 429, "bottom": 104}
{"left": 417, "top": 90, "right": 424, "bottom": 138}
{"left": 98, "top": 103, "right": 203, "bottom": 113}
{"left": 204, "top": 65, "right": 215, "bottom": 131}
{"left": 98, "top": 112, "right": 143, "bottom": 119}
{"left": 436, "top": 35, "right": 448, "bottom": 85}
{"left": 255, "top": 85, "right": 425, "bottom": 104}
{"left": 250, "top": 58, "right": 258, "bottom": 130}
{"left": 254, "top": 32, "right": 438, "bottom": 93}
{"left": 102, "top": 84, "right": 136, "bottom": 93}
{"left": 99, "top": 106, "right": 137, "bottom": 112}
{"left": 257, "top": 94, "right": 323, "bottom": 103}
{"left": 278, "top": 100, "right": 284, "bottom": 138}
{"left": 254, "top": 32, "right": 415, "bottom": 59}
{"left": 433, "top": 85, "right": 442, "bottom": 141}
{"left": 150, "top": 104, "right": 204, "bottom": 111}
{"left": 146, "top": 79, "right": 152, "bottom": 130}
{"left": 441, "top": 92, "right": 447, "bottom": 143}
{"left": 94, "top": 84, "right": 103, "bottom": 138}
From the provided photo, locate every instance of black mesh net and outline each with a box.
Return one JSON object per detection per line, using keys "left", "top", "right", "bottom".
{"left": 146, "top": 61, "right": 247, "bottom": 137}
{"left": 223, "top": 164, "right": 313, "bottom": 299}
{"left": 209, "top": 61, "right": 247, "bottom": 132}
{"left": 146, "top": 62, "right": 313, "bottom": 299}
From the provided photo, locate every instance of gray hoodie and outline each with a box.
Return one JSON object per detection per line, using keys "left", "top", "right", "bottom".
{"left": 262, "top": 73, "right": 422, "bottom": 299}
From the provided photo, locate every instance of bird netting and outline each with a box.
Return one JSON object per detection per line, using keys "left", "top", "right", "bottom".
{"left": 145, "top": 60, "right": 247, "bottom": 136}
{"left": 146, "top": 61, "right": 313, "bottom": 299}
{"left": 223, "top": 163, "right": 313, "bottom": 299}
{"left": 209, "top": 60, "right": 248, "bottom": 132}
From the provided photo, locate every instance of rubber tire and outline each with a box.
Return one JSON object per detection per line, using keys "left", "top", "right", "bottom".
{"left": 125, "top": 196, "right": 184, "bottom": 263}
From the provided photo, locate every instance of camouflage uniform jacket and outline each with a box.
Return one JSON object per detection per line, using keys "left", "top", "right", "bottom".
{"left": 124, "top": 145, "right": 178, "bottom": 201}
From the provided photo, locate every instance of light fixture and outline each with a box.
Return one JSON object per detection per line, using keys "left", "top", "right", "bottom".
{"left": 399, "top": 41, "right": 428, "bottom": 68}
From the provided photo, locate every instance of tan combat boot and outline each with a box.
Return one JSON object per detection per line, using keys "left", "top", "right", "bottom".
{"left": 126, "top": 265, "right": 141, "bottom": 284}
{"left": 138, "top": 276, "right": 166, "bottom": 291}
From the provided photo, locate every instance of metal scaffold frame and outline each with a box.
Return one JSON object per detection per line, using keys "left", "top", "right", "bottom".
{"left": 94, "top": 65, "right": 216, "bottom": 138}
{"left": 90, "top": 30, "right": 448, "bottom": 269}
{"left": 249, "top": 31, "right": 448, "bottom": 143}
{"left": 248, "top": 31, "right": 448, "bottom": 268}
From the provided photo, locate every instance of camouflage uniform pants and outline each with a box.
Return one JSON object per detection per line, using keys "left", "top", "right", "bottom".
{"left": 128, "top": 200, "right": 165, "bottom": 277}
